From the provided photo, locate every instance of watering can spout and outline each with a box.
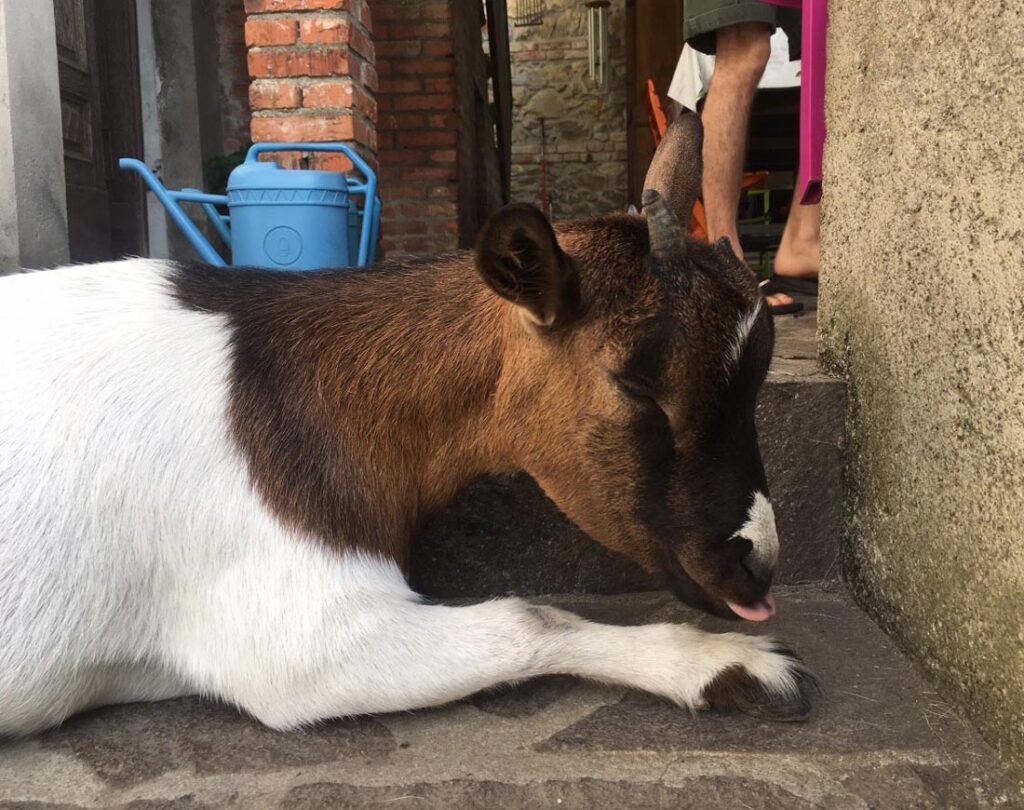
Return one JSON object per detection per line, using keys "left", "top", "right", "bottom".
{"left": 119, "top": 158, "right": 227, "bottom": 266}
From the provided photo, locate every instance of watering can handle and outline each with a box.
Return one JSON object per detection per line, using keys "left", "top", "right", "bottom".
{"left": 244, "top": 143, "right": 379, "bottom": 267}
{"left": 244, "top": 143, "right": 375, "bottom": 187}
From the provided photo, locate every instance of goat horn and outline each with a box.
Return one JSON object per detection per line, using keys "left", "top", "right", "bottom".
{"left": 642, "top": 189, "right": 685, "bottom": 261}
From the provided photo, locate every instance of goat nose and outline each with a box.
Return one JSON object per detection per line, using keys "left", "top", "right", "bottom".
{"left": 741, "top": 547, "right": 775, "bottom": 587}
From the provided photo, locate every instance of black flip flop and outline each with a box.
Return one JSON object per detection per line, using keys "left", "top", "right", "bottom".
{"left": 760, "top": 274, "right": 818, "bottom": 315}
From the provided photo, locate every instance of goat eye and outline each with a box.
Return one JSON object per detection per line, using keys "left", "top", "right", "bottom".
{"left": 612, "top": 375, "right": 655, "bottom": 403}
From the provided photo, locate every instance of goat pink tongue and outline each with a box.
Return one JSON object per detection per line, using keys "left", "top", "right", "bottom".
{"left": 727, "top": 594, "right": 777, "bottom": 622}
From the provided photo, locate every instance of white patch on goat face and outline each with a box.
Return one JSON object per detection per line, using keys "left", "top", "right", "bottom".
{"left": 732, "top": 492, "right": 779, "bottom": 571}
{"left": 726, "top": 300, "right": 763, "bottom": 373}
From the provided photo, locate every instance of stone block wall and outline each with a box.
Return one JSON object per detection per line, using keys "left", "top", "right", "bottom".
{"left": 508, "top": 0, "right": 628, "bottom": 220}
{"left": 243, "top": 0, "right": 377, "bottom": 172}
{"left": 373, "top": 0, "right": 460, "bottom": 256}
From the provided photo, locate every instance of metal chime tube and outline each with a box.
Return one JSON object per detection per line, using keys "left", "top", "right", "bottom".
{"left": 585, "top": 0, "right": 611, "bottom": 88}
{"left": 587, "top": 6, "right": 595, "bottom": 81}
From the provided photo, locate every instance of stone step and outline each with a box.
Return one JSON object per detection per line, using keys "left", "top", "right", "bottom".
{"left": 411, "top": 314, "right": 846, "bottom": 598}
{"left": 2, "top": 587, "right": 1017, "bottom": 808}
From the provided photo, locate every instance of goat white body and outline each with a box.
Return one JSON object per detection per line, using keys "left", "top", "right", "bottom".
{"left": 0, "top": 261, "right": 805, "bottom": 735}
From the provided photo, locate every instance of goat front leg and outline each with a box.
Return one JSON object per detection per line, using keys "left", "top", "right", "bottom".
{"left": 198, "top": 581, "right": 816, "bottom": 729}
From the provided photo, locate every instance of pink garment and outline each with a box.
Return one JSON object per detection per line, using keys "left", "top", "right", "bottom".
{"left": 760, "top": 0, "right": 827, "bottom": 204}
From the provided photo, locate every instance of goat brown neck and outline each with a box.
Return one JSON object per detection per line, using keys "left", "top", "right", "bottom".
{"left": 176, "top": 257, "right": 514, "bottom": 566}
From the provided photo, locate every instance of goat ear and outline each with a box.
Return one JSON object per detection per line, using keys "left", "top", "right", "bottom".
{"left": 475, "top": 204, "right": 579, "bottom": 328}
{"left": 642, "top": 112, "right": 703, "bottom": 227}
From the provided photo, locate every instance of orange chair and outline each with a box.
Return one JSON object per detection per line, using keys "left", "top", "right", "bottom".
{"left": 644, "top": 80, "right": 768, "bottom": 241}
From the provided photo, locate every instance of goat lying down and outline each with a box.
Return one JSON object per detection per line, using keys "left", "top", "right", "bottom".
{"left": 0, "top": 117, "right": 817, "bottom": 735}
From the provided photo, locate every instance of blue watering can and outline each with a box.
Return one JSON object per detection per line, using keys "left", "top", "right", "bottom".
{"left": 120, "top": 143, "right": 380, "bottom": 270}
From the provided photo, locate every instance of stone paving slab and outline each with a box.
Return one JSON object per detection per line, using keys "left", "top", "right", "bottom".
{"left": 412, "top": 313, "right": 845, "bottom": 597}
{"left": 1, "top": 587, "right": 1019, "bottom": 809}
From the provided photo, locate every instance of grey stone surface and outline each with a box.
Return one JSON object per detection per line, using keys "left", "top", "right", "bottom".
{"left": 819, "top": 0, "right": 1024, "bottom": 772}
{"left": 411, "top": 314, "right": 845, "bottom": 597}
{"left": 1, "top": 588, "right": 1019, "bottom": 808}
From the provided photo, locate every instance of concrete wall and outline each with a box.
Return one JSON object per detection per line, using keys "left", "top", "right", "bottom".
{"left": 0, "top": 0, "right": 68, "bottom": 272}
{"left": 138, "top": 0, "right": 209, "bottom": 261}
{"left": 508, "top": 0, "right": 628, "bottom": 220}
{"left": 820, "top": 0, "right": 1024, "bottom": 772}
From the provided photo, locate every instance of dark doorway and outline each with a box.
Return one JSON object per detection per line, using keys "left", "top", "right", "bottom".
{"left": 54, "top": 0, "right": 146, "bottom": 263}
{"left": 626, "top": 0, "right": 685, "bottom": 208}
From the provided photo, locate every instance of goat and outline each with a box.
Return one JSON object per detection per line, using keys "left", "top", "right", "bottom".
{"left": 0, "top": 116, "right": 817, "bottom": 735}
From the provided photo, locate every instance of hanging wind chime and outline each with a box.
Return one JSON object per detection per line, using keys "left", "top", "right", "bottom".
{"left": 585, "top": 0, "right": 611, "bottom": 88}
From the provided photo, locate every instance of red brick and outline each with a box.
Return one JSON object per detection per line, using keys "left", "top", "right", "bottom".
{"left": 429, "top": 149, "right": 456, "bottom": 164}
{"left": 302, "top": 81, "right": 376, "bottom": 120}
{"left": 302, "top": 81, "right": 344, "bottom": 108}
{"left": 401, "top": 165, "right": 458, "bottom": 182}
{"left": 245, "top": 18, "right": 298, "bottom": 46}
{"left": 245, "top": 0, "right": 347, "bottom": 11}
{"left": 311, "top": 153, "right": 356, "bottom": 173}
{"left": 384, "top": 21, "right": 450, "bottom": 40}
{"left": 422, "top": 39, "right": 454, "bottom": 57}
{"left": 379, "top": 77, "right": 421, "bottom": 94}
{"left": 426, "top": 112, "right": 458, "bottom": 129}
{"left": 299, "top": 16, "right": 350, "bottom": 44}
{"left": 424, "top": 77, "right": 455, "bottom": 94}
{"left": 372, "top": 2, "right": 447, "bottom": 21}
{"left": 376, "top": 40, "right": 421, "bottom": 58}
{"left": 348, "top": 23, "right": 374, "bottom": 59}
{"left": 248, "top": 48, "right": 349, "bottom": 78}
{"left": 357, "top": 0, "right": 372, "bottom": 30}
{"left": 427, "top": 184, "right": 456, "bottom": 200}
{"left": 395, "top": 201, "right": 455, "bottom": 218}
{"left": 392, "top": 93, "right": 453, "bottom": 111}
{"left": 391, "top": 57, "right": 451, "bottom": 76}
{"left": 391, "top": 220, "right": 429, "bottom": 235}
{"left": 363, "top": 61, "right": 379, "bottom": 92}
{"left": 378, "top": 148, "right": 426, "bottom": 165}
{"left": 385, "top": 182, "right": 430, "bottom": 200}
{"left": 397, "top": 129, "right": 456, "bottom": 148}
{"left": 251, "top": 113, "right": 355, "bottom": 142}
{"left": 379, "top": 111, "right": 426, "bottom": 130}
{"left": 249, "top": 80, "right": 301, "bottom": 109}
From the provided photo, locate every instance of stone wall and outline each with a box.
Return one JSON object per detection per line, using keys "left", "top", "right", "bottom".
{"left": 508, "top": 0, "right": 628, "bottom": 220}
{"left": 819, "top": 0, "right": 1024, "bottom": 774}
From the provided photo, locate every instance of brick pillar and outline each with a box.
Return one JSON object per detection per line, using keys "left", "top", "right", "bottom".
{"left": 373, "top": 1, "right": 459, "bottom": 256}
{"left": 244, "top": 0, "right": 376, "bottom": 171}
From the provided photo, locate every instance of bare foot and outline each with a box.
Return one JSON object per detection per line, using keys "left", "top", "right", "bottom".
{"left": 767, "top": 228, "right": 820, "bottom": 309}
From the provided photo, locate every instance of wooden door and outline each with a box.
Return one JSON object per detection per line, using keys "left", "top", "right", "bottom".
{"left": 54, "top": 0, "right": 145, "bottom": 262}
{"left": 625, "top": 0, "right": 685, "bottom": 207}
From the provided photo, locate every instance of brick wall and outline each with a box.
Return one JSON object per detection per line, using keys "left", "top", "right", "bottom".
{"left": 373, "top": 0, "right": 459, "bottom": 256}
{"left": 244, "top": 0, "right": 377, "bottom": 172}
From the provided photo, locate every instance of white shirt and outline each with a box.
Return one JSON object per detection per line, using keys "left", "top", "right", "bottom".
{"left": 667, "top": 28, "right": 801, "bottom": 112}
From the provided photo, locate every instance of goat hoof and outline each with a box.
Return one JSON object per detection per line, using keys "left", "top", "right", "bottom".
{"left": 700, "top": 643, "right": 821, "bottom": 723}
